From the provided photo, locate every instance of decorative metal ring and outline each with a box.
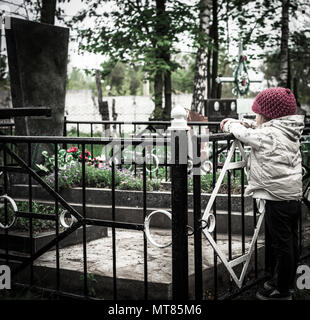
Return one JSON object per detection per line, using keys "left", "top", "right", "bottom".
{"left": 109, "top": 157, "right": 119, "bottom": 166}
{"left": 0, "top": 195, "right": 17, "bottom": 230}
{"left": 200, "top": 213, "right": 216, "bottom": 233}
{"left": 144, "top": 210, "right": 172, "bottom": 248}
{"left": 187, "top": 225, "right": 194, "bottom": 236}
{"left": 59, "top": 210, "right": 78, "bottom": 228}
{"left": 244, "top": 167, "right": 248, "bottom": 177}
{"left": 202, "top": 160, "right": 213, "bottom": 173}
{"left": 145, "top": 153, "right": 159, "bottom": 173}
{"left": 187, "top": 159, "right": 193, "bottom": 172}
{"left": 302, "top": 166, "right": 307, "bottom": 178}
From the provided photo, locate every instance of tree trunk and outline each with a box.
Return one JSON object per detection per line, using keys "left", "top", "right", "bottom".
{"left": 279, "top": 0, "right": 290, "bottom": 88}
{"left": 153, "top": 70, "right": 163, "bottom": 119}
{"left": 95, "top": 70, "right": 110, "bottom": 131}
{"left": 293, "top": 77, "right": 298, "bottom": 105}
{"left": 287, "top": 47, "right": 291, "bottom": 89}
{"left": 162, "top": 9, "right": 172, "bottom": 119}
{"left": 151, "top": 0, "right": 166, "bottom": 120}
{"left": 191, "top": 0, "right": 212, "bottom": 113}
{"left": 112, "top": 98, "right": 117, "bottom": 130}
{"left": 210, "top": 0, "right": 218, "bottom": 98}
{"left": 0, "top": 26, "right": 3, "bottom": 82}
{"left": 163, "top": 66, "right": 172, "bottom": 119}
{"left": 207, "top": 46, "right": 211, "bottom": 99}
{"left": 41, "top": 0, "right": 57, "bottom": 25}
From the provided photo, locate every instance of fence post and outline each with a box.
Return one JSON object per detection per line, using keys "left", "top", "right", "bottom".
{"left": 168, "top": 105, "right": 190, "bottom": 300}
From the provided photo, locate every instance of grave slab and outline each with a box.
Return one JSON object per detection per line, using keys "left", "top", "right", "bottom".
{"left": 24, "top": 229, "right": 265, "bottom": 299}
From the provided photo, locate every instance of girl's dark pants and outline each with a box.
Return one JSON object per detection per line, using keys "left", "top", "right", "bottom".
{"left": 265, "top": 200, "right": 301, "bottom": 294}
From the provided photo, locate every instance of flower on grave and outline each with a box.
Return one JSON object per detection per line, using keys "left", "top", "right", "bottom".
{"left": 237, "top": 72, "right": 249, "bottom": 89}
{"left": 79, "top": 154, "right": 89, "bottom": 161}
{"left": 67, "top": 146, "right": 78, "bottom": 153}
{"left": 91, "top": 157, "right": 100, "bottom": 168}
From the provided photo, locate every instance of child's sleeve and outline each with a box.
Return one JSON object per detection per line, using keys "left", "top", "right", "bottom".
{"left": 240, "top": 118, "right": 258, "bottom": 129}
{"left": 223, "top": 120, "right": 272, "bottom": 150}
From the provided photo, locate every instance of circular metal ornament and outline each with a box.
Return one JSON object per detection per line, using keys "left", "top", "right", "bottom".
{"left": 302, "top": 166, "right": 307, "bottom": 178}
{"left": 201, "top": 213, "right": 216, "bottom": 233}
{"left": 187, "top": 225, "right": 194, "bottom": 236}
{"left": 145, "top": 153, "right": 159, "bottom": 173}
{"left": 187, "top": 159, "right": 193, "bottom": 173}
{"left": 0, "top": 195, "right": 18, "bottom": 230}
{"left": 202, "top": 160, "right": 213, "bottom": 173}
{"left": 59, "top": 210, "right": 78, "bottom": 228}
{"left": 109, "top": 157, "right": 119, "bottom": 167}
{"left": 144, "top": 210, "right": 172, "bottom": 248}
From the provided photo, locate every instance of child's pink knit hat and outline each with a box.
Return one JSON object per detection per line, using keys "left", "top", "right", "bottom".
{"left": 252, "top": 87, "right": 297, "bottom": 119}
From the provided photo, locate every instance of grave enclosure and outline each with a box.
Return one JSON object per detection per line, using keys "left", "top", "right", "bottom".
{"left": 0, "top": 18, "right": 310, "bottom": 300}
{"left": 1, "top": 114, "right": 310, "bottom": 300}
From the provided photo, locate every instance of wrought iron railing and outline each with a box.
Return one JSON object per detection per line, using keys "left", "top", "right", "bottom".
{"left": 0, "top": 117, "right": 309, "bottom": 300}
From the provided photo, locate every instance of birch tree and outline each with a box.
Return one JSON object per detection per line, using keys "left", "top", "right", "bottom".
{"left": 278, "top": 0, "right": 290, "bottom": 88}
{"left": 191, "top": 0, "right": 212, "bottom": 113}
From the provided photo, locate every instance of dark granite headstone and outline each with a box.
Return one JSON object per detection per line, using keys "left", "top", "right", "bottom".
{"left": 204, "top": 99, "right": 238, "bottom": 122}
{"left": 5, "top": 17, "right": 69, "bottom": 137}
{"left": 5, "top": 18, "right": 69, "bottom": 182}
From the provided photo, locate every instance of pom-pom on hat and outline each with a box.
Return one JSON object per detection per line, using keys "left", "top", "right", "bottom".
{"left": 252, "top": 87, "right": 297, "bottom": 119}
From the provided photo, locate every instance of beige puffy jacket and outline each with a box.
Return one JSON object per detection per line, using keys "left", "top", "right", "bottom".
{"left": 223, "top": 115, "right": 305, "bottom": 201}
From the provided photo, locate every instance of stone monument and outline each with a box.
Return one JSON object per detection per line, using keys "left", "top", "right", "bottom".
{"left": 5, "top": 17, "right": 69, "bottom": 137}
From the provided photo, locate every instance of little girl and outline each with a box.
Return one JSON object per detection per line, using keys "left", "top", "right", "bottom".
{"left": 220, "top": 87, "right": 304, "bottom": 300}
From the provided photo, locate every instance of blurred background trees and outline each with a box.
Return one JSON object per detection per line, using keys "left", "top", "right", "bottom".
{"left": 0, "top": 0, "right": 309, "bottom": 117}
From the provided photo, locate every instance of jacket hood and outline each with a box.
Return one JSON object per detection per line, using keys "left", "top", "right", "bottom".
{"left": 262, "top": 115, "right": 305, "bottom": 141}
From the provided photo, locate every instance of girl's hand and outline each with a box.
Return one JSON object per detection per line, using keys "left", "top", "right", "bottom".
{"left": 220, "top": 119, "right": 229, "bottom": 131}
{"left": 220, "top": 118, "right": 241, "bottom": 131}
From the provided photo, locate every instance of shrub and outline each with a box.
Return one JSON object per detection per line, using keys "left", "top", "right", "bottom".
{"left": 43, "top": 163, "right": 161, "bottom": 191}
{"left": 0, "top": 201, "right": 60, "bottom": 234}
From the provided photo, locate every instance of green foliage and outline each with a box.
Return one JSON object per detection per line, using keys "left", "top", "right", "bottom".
{"left": 187, "top": 171, "right": 244, "bottom": 194}
{"left": 228, "top": 0, "right": 310, "bottom": 60}
{"left": 0, "top": 201, "right": 59, "bottom": 233}
{"left": 69, "top": 0, "right": 199, "bottom": 115}
{"left": 80, "top": 273, "right": 97, "bottom": 297}
{"left": 71, "top": 61, "right": 148, "bottom": 96}
{"left": 43, "top": 162, "right": 162, "bottom": 192}
{"left": 171, "top": 54, "right": 195, "bottom": 94}
{"left": 260, "top": 30, "right": 310, "bottom": 104}
{"left": 36, "top": 146, "right": 76, "bottom": 174}
{"left": 67, "top": 67, "right": 95, "bottom": 90}
{"left": 99, "top": 61, "right": 145, "bottom": 96}
{"left": 67, "top": 128, "right": 104, "bottom": 158}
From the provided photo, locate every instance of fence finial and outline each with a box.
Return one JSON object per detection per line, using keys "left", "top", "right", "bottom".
{"left": 168, "top": 105, "right": 190, "bottom": 131}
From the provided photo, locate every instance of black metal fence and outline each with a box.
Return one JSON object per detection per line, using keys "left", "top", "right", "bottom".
{"left": 0, "top": 121, "right": 309, "bottom": 300}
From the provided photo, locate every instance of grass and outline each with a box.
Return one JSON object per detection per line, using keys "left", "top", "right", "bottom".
{"left": 67, "top": 128, "right": 105, "bottom": 158}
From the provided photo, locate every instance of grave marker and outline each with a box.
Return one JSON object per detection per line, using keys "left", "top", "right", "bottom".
{"left": 214, "top": 40, "right": 263, "bottom": 119}
{"left": 5, "top": 17, "right": 69, "bottom": 137}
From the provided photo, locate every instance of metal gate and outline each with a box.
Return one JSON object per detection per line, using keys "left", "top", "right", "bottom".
{"left": 0, "top": 115, "right": 309, "bottom": 300}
